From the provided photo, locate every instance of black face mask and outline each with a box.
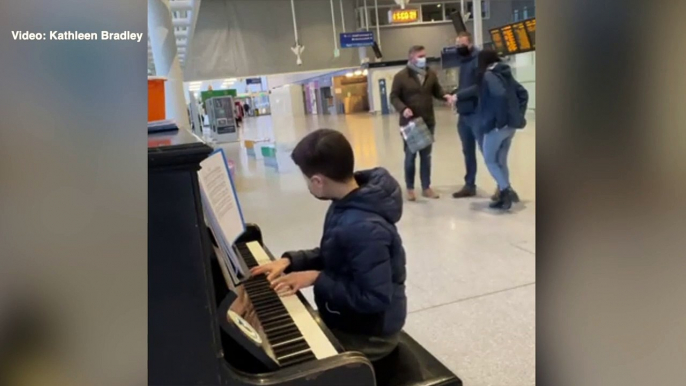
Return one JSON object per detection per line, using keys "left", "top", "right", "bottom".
{"left": 457, "top": 46, "right": 471, "bottom": 56}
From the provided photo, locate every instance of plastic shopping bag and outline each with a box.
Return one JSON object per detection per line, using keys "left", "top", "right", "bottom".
{"left": 400, "top": 117, "right": 434, "bottom": 153}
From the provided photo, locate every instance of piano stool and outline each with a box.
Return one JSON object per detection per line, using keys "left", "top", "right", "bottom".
{"left": 371, "top": 331, "right": 462, "bottom": 386}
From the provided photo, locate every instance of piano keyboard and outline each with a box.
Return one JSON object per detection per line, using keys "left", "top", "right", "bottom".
{"left": 236, "top": 241, "right": 338, "bottom": 366}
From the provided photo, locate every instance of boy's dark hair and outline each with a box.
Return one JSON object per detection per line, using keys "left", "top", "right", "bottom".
{"left": 408, "top": 45, "right": 425, "bottom": 56}
{"left": 291, "top": 129, "right": 354, "bottom": 182}
{"left": 477, "top": 49, "right": 501, "bottom": 84}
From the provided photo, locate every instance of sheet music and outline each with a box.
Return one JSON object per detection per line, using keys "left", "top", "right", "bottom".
{"left": 198, "top": 150, "right": 247, "bottom": 283}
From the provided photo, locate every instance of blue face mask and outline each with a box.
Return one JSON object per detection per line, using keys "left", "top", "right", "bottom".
{"left": 415, "top": 57, "right": 426, "bottom": 68}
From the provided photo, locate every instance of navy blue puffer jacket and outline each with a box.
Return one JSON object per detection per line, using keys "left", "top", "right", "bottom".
{"left": 284, "top": 167, "right": 407, "bottom": 337}
{"left": 477, "top": 62, "right": 529, "bottom": 135}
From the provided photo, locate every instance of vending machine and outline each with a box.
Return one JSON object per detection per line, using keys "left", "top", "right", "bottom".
{"left": 206, "top": 96, "right": 239, "bottom": 143}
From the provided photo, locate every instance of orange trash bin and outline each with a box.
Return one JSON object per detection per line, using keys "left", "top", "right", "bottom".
{"left": 148, "top": 77, "right": 166, "bottom": 122}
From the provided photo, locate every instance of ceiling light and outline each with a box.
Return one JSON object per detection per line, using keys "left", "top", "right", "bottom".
{"left": 345, "top": 72, "right": 354, "bottom": 77}
{"left": 363, "top": 69, "right": 369, "bottom": 76}
{"left": 354, "top": 70, "right": 362, "bottom": 76}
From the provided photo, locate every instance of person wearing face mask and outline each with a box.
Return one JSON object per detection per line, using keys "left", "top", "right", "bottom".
{"left": 450, "top": 31, "right": 483, "bottom": 199}
{"left": 251, "top": 129, "right": 407, "bottom": 362}
{"left": 390, "top": 45, "right": 454, "bottom": 201}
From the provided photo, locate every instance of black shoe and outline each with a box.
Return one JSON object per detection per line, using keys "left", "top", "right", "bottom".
{"left": 511, "top": 189, "right": 520, "bottom": 203}
{"left": 452, "top": 185, "right": 477, "bottom": 198}
{"left": 492, "top": 188, "right": 520, "bottom": 203}
{"left": 489, "top": 188, "right": 513, "bottom": 210}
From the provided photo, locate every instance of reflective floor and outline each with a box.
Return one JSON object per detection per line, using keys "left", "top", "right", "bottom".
{"left": 218, "top": 108, "right": 535, "bottom": 386}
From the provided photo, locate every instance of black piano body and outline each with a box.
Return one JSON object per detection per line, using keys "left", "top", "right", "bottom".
{"left": 148, "top": 128, "right": 462, "bottom": 386}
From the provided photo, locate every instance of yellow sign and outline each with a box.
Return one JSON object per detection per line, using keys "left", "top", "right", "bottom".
{"left": 390, "top": 9, "right": 419, "bottom": 23}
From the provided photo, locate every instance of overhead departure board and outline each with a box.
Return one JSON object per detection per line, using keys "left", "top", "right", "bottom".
{"left": 488, "top": 17, "right": 536, "bottom": 56}
{"left": 512, "top": 22, "right": 533, "bottom": 52}
{"left": 500, "top": 25, "right": 519, "bottom": 55}
{"left": 489, "top": 28, "right": 506, "bottom": 56}
{"left": 524, "top": 18, "right": 536, "bottom": 48}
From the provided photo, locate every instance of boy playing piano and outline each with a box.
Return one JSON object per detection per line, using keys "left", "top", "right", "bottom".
{"left": 251, "top": 129, "right": 407, "bottom": 362}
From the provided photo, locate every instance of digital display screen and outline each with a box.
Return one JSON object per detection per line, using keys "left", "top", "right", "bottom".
{"left": 512, "top": 22, "right": 533, "bottom": 52}
{"left": 487, "top": 18, "right": 536, "bottom": 56}
{"left": 489, "top": 28, "right": 506, "bottom": 56}
{"left": 500, "top": 25, "right": 519, "bottom": 55}
{"left": 390, "top": 9, "right": 419, "bottom": 23}
{"left": 524, "top": 18, "right": 536, "bottom": 48}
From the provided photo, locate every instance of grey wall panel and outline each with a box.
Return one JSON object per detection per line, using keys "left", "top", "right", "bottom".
{"left": 184, "top": 0, "right": 360, "bottom": 81}
{"left": 378, "top": 23, "right": 456, "bottom": 61}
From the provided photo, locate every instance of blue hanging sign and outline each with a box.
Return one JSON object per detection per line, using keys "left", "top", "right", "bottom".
{"left": 340, "top": 32, "right": 375, "bottom": 48}
{"left": 441, "top": 46, "right": 461, "bottom": 69}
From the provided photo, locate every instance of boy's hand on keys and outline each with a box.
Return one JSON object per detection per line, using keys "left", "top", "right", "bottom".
{"left": 271, "top": 271, "right": 321, "bottom": 297}
{"left": 250, "top": 257, "right": 290, "bottom": 282}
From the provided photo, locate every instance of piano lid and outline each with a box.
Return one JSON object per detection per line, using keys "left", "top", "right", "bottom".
{"left": 148, "top": 128, "right": 212, "bottom": 169}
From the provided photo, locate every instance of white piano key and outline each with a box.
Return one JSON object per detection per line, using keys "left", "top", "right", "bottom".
{"left": 246, "top": 241, "right": 338, "bottom": 360}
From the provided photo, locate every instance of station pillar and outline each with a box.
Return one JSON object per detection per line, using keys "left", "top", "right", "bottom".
{"left": 148, "top": 0, "right": 190, "bottom": 130}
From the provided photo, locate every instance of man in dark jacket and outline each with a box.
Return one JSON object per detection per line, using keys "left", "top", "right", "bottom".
{"left": 251, "top": 129, "right": 407, "bottom": 361}
{"left": 451, "top": 31, "right": 482, "bottom": 199}
{"left": 390, "top": 45, "right": 453, "bottom": 201}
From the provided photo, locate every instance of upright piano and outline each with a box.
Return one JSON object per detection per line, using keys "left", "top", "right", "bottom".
{"left": 148, "top": 128, "right": 462, "bottom": 386}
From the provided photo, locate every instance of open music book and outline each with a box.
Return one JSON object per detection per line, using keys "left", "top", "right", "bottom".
{"left": 197, "top": 149, "right": 248, "bottom": 287}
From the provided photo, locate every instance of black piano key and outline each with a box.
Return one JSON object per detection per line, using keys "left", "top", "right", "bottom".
{"left": 264, "top": 327, "right": 300, "bottom": 341}
{"left": 276, "top": 348, "right": 314, "bottom": 365}
{"left": 247, "top": 285, "right": 272, "bottom": 294}
{"left": 267, "top": 325, "right": 300, "bottom": 338}
{"left": 253, "top": 299, "right": 284, "bottom": 310}
{"left": 273, "top": 340, "right": 310, "bottom": 357}
{"left": 259, "top": 310, "right": 289, "bottom": 321}
{"left": 249, "top": 290, "right": 271, "bottom": 298}
{"left": 279, "top": 354, "right": 315, "bottom": 368}
{"left": 279, "top": 351, "right": 316, "bottom": 367}
{"left": 260, "top": 314, "right": 291, "bottom": 327}
{"left": 271, "top": 334, "right": 303, "bottom": 348}
{"left": 271, "top": 333, "right": 305, "bottom": 351}
{"left": 263, "top": 323, "right": 299, "bottom": 337}
{"left": 263, "top": 320, "right": 297, "bottom": 333}
{"left": 253, "top": 304, "right": 287, "bottom": 317}
{"left": 243, "top": 281, "right": 263, "bottom": 289}
{"left": 270, "top": 336, "right": 304, "bottom": 349}
{"left": 254, "top": 298, "right": 284, "bottom": 308}
{"left": 255, "top": 298, "right": 284, "bottom": 307}
{"left": 255, "top": 307, "right": 287, "bottom": 319}
{"left": 250, "top": 291, "right": 279, "bottom": 302}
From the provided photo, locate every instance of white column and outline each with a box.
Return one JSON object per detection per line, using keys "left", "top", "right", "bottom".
{"left": 473, "top": 0, "right": 483, "bottom": 47}
{"left": 148, "top": 0, "right": 190, "bottom": 130}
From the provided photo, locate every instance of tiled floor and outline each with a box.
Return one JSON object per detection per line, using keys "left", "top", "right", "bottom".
{"left": 217, "top": 108, "right": 535, "bottom": 386}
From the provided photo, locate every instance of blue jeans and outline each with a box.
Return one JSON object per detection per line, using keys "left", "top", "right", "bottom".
{"left": 404, "top": 125, "right": 434, "bottom": 190}
{"left": 482, "top": 127, "right": 516, "bottom": 190}
{"left": 457, "top": 114, "right": 483, "bottom": 187}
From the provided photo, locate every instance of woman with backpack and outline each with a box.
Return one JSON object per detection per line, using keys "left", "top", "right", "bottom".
{"left": 477, "top": 49, "right": 529, "bottom": 210}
